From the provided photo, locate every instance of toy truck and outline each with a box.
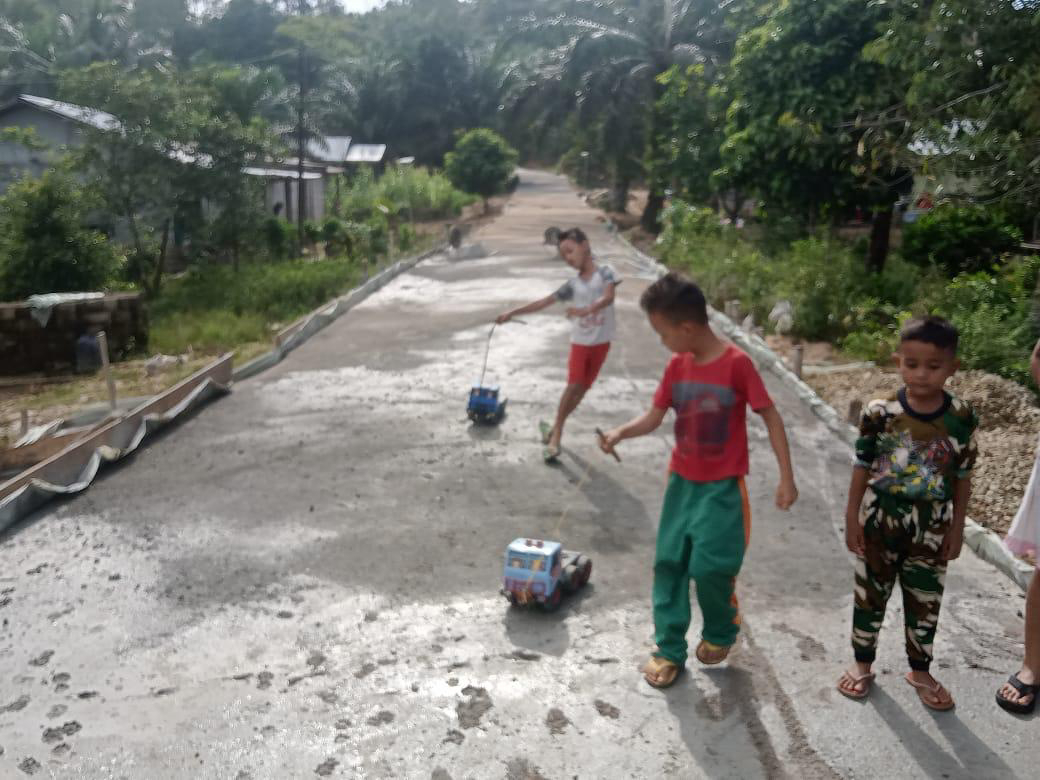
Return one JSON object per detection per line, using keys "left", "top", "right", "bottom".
{"left": 501, "top": 538, "right": 592, "bottom": 612}
{"left": 467, "top": 384, "right": 507, "bottom": 424}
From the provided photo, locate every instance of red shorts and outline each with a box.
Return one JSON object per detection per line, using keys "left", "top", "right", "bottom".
{"left": 568, "top": 342, "right": 611, "bottom": 387}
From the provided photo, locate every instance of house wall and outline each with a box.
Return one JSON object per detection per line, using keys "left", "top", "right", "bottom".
{"left": 0, "top": 106, "right": 83, "bottom": 193}
{"left": 266, "top": 178, "right": 326, "bottom": 222}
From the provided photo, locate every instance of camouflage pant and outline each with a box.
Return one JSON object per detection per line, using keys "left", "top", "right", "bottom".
{"left": 852, "top": 491, "right": 950, "bottom": 671}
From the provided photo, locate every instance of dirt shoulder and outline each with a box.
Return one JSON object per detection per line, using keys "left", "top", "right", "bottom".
{"left": 807, "top": 367, "right": 1039, "bottom": 538}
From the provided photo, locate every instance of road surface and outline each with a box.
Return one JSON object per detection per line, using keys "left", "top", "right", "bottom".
{"left": 0, "top": 170, "right": 1034, "bottom": 778}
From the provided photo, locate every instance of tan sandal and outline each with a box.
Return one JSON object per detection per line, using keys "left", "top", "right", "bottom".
{"left": 695, "top": 640, "right": 731, "bottom": 665}
{"left": 642, "top": 655, "right": 683, "bottom": 689}
{"left": 837, "top": 668, "right": 875, "bottom": 700}
{"left": 905, "top": 673, "right": 955, "bottom": 711}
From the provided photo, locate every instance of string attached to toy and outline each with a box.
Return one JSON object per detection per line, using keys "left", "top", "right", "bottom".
{"left": 477, "top": 323, "right": 497, "bottom": 389}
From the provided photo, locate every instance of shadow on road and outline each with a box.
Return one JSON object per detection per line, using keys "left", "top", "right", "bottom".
{"left": 870, "top": 686, "right": 1017, "bottom": 779}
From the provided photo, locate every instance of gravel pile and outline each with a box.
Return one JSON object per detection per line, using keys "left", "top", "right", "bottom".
{"left": 807, "top": 368, "right": 1040, "bottom": 535}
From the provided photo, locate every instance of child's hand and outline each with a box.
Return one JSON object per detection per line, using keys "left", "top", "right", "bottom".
{"left": 566, "top": 306, "right": 589, "bottom": 319}
{"left": 845, "top": 510, "right": 865, "bottom": 556}
{"left": 940, "top": 524, "right": 964, "bottom": 561}
{"left": 598, "top": 428, "right": 623, "bottom": 456}
{"left": 775, "top": 479, "right": 798, "bottom": 510}
{"left": 495, "top": 312, "right": 512, "bottom": 325}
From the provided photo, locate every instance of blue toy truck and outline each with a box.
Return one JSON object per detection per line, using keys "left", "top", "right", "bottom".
{"left": 467, "top": 323, "right": 508, "bottom": 424}
{"left": 467, "top": 384, "right": 507, "bottom": 424}
{"left": 501, "top": 538, "right": 592, "bottom": 611}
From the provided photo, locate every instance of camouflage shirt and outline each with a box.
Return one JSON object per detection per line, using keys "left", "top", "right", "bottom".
{"left": 855, "top": 389, "right": 978, "bottom": 504}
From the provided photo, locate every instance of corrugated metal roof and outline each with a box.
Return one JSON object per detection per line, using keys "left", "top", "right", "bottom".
{"left": 345, "top": 143, "right": 386, "bottom": 163}
{"left": 243, "top": 166, "right": 322, "bottom": 180}
{"left": 305, "top": 135, "right": 352, "bottom": 163}
{"left": 18, "top": 94, "right": 120, "bottom": 132}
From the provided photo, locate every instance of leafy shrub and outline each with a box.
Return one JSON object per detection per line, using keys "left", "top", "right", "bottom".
{"left": 444, "top": 128, "right": 518, "bottom": 210}
{"left": 303, "top": 219, "right": 322, "bottom": 246}
{"left": 339, "top": 167, "right": 474, "bottom": 222}
{"left": 0, "top": 173, "right": 117, "bottom": 300}
{"left": 903, "top": 204, "right": 1023, "bottom": 275}
{"left": 658, "top": 197, "right": 1040, "bottom": 384}
{"left": 262, "top": 217, "right": 294, "bottom": 260}
{"left": 321, "top": 217, "right": 352, "bottom": 257}
{"left": 398, "top": 223, "right": 417, "bottom": 252}
{"left": 150, "top": 258, "right": 364, "bottom": 353}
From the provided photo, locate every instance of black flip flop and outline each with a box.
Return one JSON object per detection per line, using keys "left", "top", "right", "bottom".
{"left": 995, "top": 673, "right": 1038, "bottom": 715}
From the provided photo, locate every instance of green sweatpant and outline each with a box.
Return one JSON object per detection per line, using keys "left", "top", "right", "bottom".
{"left": 653, "top": 473, "right": 749, "bottom": 665}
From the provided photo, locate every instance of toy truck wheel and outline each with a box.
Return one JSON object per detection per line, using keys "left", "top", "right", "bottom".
{"left": 541, "top": 586, "right": 562, "bottom": 613}
{"left": 578, "top": 559, "right": 592, "bottom": 588}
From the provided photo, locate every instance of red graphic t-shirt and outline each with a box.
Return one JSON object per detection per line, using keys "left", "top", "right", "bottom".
{"left": 653, "top": 345, "right": 773, "bottom": 482}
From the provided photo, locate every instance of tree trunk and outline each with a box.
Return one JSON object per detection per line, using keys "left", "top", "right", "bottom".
{"left": 866, "top": 204, "right": 893, "bottom": 273}
{"left": 720, "top": 191, "right": 743, "bottom": 221}
{"left": 609, "top": 177, "right": 629, "bottom": 213}
{"left": 641, "top": 191, "right": 665, "bottom": 233}
{"left": 150, "top": 218, "right": 171, "bottom": 298}
{"left": 640, "top": 76, "right": 669, "bottom": 233}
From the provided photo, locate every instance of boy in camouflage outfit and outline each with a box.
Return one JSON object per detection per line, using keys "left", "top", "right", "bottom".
{"left": 837, "top": 316, "right": 977, "bottom": 710}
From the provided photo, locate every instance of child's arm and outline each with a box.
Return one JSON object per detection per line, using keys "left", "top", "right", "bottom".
{"left": 757, "top": 405, "right": 798, "bottom": 509}
{"left": 566, "top": 282, "right": 616, "bottom": 319}
{"left": 941, "top": 475, "right": 972, "bottom": 561}
{"left": 496, "top": 293, "right": 557, "bottom": 324}
{"left": 845, "top": 467, "right": 870, "bottom": 555}
{"left": 598, "top": 406, "right": 667, "bottom": 457}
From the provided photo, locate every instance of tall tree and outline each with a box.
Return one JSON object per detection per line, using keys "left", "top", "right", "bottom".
{"left": 864, "top": 0, "right": 1040, "bottom": 237}
{"left": 61, "top": 63, "right": 274, "bottom": 288}
{"left": 719, "top": 0, "right": 909, "bottom": 269}
{"left": 514, "top": 0, "right": 742, "bottom": 230}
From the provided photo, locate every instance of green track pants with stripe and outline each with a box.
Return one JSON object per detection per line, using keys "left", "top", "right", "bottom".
{"left": 653, "top": 473, "right": 749, "bottom": 665}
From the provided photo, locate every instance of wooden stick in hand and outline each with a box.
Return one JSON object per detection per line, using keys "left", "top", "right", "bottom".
{"left": 596, "top": 428, "right": 621, "bottom": 463}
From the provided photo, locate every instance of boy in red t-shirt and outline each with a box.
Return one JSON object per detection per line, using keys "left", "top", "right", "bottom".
{"left": 600, "top": 272, "right": 798, "bottom": 688}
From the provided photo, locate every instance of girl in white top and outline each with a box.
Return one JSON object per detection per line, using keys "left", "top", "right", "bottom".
{"left": 996, "top": 339, "right": 1040, "bottom": 714}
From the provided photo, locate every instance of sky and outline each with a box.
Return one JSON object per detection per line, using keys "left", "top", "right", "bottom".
{"left": 340, "top": 0, "right": 388, "bottom": 10}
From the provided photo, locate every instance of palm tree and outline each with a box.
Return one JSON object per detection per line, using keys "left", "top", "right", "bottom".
{"left": 0, "top": 0, "right": 167, "bottom": 99}
{"left": 513, "top": 0, "right": 740, "bottom": 230}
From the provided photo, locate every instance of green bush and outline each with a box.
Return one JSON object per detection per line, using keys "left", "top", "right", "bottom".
{"left": 339, "top": 167, "right": 474, "bottom": 222}
{"left": 0, "top": 172, "right": 117, "bottom": 300}
{"left": 398, "top": 223, "right": 416, "bottom": 252}
{"left": 262, "top": 217, "right": 294, "bottom": 260}
{"left": 303, "top": 219, "right": 322, "bottom": 246}
{"left": 150, "top": 258, "right": 364, "bottom": 353}
{"left": 903, "top": 204, "right": 1023, "bottom": 276}
{"left": 658, "top": 197, "right": 1040, "bottom": 384}
{"left": 321, "top": 217, "right": 353, "bottom": 257}
{"left": 444, "top": 128, "right": 518, "bottom": 211}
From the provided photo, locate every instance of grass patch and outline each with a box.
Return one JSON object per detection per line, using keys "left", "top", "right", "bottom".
{"left": 339, "top": 166, "right": 476, "bottom": 221}
{"left": 656, "top": 201, "right": 1040, "bottom": 386}
{"left": 149, "top": 257, "right": 364, "bottom": 355}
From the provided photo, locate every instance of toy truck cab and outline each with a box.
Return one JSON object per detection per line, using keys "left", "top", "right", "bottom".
{"left": 467, "top": 383, "right": 507, "bottom": 424}
{"left": 501, "top": 538, "right": 592, "bottom": 611}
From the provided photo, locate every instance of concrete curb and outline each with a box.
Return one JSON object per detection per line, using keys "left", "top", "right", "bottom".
{"left": 232, "top": 244, "right": 446, "bottom": 382}
{"left": 0, "top": 354, "right": 233, "bottom": 534}
{"left": 609, "top": 226, "right": 1034, "bottom": 591}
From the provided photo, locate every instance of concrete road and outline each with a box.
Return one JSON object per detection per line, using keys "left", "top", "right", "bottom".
{"left": 0, "top": 170, "right": 1034, "bottom": 779}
